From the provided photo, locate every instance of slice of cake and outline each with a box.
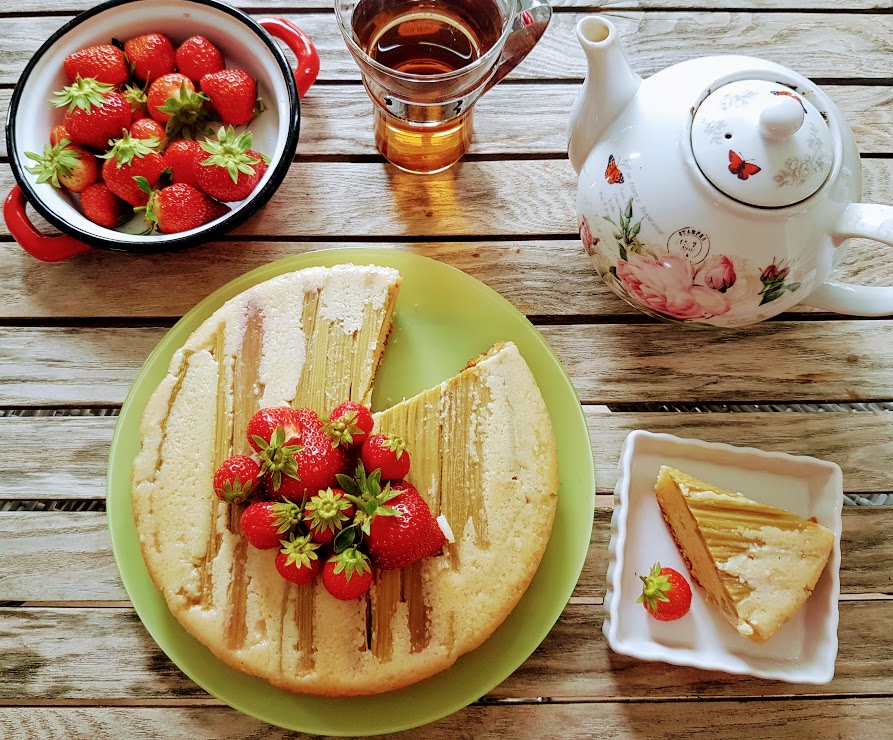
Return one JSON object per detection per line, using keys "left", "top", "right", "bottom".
{"left": 654, "top": 466, "right": 835, "bottom": 643}
{"left": 132, "top": 266, "right": 559, "bottom": 696}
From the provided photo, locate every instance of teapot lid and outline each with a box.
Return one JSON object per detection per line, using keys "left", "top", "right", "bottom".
{"left": 691, "top": 79, "right": 833, "bottom": 208}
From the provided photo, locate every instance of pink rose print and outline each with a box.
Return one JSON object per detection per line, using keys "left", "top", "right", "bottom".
{"left": 700, "top": 255, "right": 736, "bottom": 293}
{"left": 580, "top": 217, "right": 599, "bottom": 256}
{"left": 616, "top": 253, "right": 731, "bottom": 321}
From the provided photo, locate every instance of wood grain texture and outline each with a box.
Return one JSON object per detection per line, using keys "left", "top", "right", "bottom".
{"left": 1, "top": 699, "right": 891, "bottom": 739}
{"left": 5, "top": 12, "right": 893, "bottom": 86}
{"left": 5, "top": 84, "right": 893, "bottom": 159}
{"left": 2, "top": 506, "right": 890, "bottom": 602}
{"left": 5, "top": 321, "right": 893, "bottom": 406}
{"left": 0, "top": 601, "right": 889, "bottom": 701}
{"left": 5, "top": 411, "right": 893, "bottom": 501}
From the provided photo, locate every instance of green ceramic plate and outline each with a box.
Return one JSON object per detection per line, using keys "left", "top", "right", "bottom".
{"left": 107, "top": 248, "right": 595, "bottom": 736}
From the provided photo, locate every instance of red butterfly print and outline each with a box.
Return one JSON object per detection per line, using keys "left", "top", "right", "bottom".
{"left": 728, "top": 150, "right": 761, "bottom": 180}
{"left": 771, "top": 90, "right": 807, "bottom": 114}
{"left": 605, "top": 154, "right": 624, "bottom": 185}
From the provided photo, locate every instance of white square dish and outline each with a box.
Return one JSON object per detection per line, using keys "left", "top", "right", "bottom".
{"left": 603, "top": 430, "right": 843, "bottom": 684}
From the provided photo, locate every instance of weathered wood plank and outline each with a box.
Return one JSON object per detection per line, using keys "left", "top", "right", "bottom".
{"left": 4, "top": 321, "right": 893, "bottom": 406}
{"left": 1, "top": 699, "right": 891, "bottom": 739}
{"left": 4, "top": 13, "right": 893, "bottom": 87}
{"left": 0, "top": 601, "right": 888, "bottom": 700}
{"left": 5, "top": 159, "right": 893, "bottom": 244}
{"left": 4, "top": 411, "right": 893, "bottom": 502}
{"left": 2, "top": 505, "right": 889, "bottom": 602}
{"left": 4, "top": 85, "right": 893, "bottom": 159}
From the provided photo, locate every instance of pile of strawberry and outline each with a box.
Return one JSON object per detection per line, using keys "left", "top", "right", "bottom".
{"left": 24, "top": 33, "right": 269, "bottom": 234}
{"left": 213, "top": 402, "right": 447, "bottom": 601}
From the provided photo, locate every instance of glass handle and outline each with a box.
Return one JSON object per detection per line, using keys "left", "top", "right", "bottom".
{"left": 483, "top": 0, "right": 552, "bottom": 93}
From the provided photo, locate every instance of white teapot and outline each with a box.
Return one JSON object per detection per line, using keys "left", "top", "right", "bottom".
{"left": 568, "top": 16, "right": 893, "bottom": 327}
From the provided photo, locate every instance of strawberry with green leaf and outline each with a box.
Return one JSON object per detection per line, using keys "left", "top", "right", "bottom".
{"left": 140, "top": 182, "right": 229, "bottom": 234}
{"left": 323, "top": 401, "right": 374, "bottom": 449}
{"left": 99, "top": 130, "right": 166, "bottom": 206}
{"left": 303, "top": 487, "right": 355, "bottom": 545}
{"left": 322, "top": 548, "right": 374, "bottom": 600}
{"left": 24, "top": 138, "right": 98, "bottom": 193}
{"left": 637, "top": 562, "right": 692, "bottom": 621}
{"left": 240, "top": 500, "right": 303, "bottom": 550}
{"left": 361, "top": 433, "right": 411, "bottom": 481}
{"left": 63, "top": 44, "right": 129, "bottom": 86}
{"left": 147, "top": 73, "right": 212, "bottom": 138}
{"left": 51, "top": 76, "right": 131, "bottom": 150}
{"left": 195, "top": 126, "right": 269, "bottom": 202}
{"left": 80, "top": 181, "right": 130, "bottom": 228}
{"left": 275, "top": 533, "right": 323, "bottom": 585}
{"left": 213, "top": 454, "right": 262, "bottom": 504}
{"left": 130, "top": 118, "right": 168, "bottom": 151}
{"left": 275, "top": 408, "right": 349, "bottom": 503}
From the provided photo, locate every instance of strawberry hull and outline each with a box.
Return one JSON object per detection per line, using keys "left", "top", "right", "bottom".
{"left": 5, "top": 0, "right": 317, "bottom": 260}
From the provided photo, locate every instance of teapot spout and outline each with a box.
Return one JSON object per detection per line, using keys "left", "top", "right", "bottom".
{"left": 568, "top": 17, "right": 642, "bottom": 174}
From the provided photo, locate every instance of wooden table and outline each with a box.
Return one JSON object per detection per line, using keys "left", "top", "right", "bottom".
{"left": 2, "top": 0, "right": 892, "bottom": 736}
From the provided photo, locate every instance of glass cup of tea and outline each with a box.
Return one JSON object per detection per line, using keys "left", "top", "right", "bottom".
{"left": 336, "top": 0, "right": 552, "bottom": 173}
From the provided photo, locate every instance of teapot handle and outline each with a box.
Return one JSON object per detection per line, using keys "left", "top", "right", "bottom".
{"left": 799, "top": 203, "right": 893, "bottom": 315}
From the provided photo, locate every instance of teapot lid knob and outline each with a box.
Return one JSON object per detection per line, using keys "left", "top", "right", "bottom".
{"left": 691, "top": 79, "right": 834, "bottom": 208}
{"left": 759, "top": 95, "right": 805, "bottom": 141}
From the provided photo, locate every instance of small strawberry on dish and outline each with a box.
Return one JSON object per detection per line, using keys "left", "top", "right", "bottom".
{"left": 79, "top": 182, "right": 130, "bottom": 228}
{"left": 124, "top": 32, "right": 176, "bottom": 82}
{"left": 194, "top": 126, "right": 269, "bottom": 202}
{"left": 99, "top": 130, "right": 166, "bottom": 206}
{"left": 63, "top": 44, "right": 129, "bottom": 86}
{"left": 140, "top": 182, "right": 230, "bottom": 234}
{"left": 200, "top": 68, "right": 261, "bottom": 125}
{"left": 176, "top": 35, "right": 225, "bottom": 83}
{"left": 324, "top": 401, "right": 374, "bottom": 449}
{"left": 164, "top": 140, "right": 206, "bottom": 187}
{"left": 323, "top": 548, "right": 374, "bottom": 600}
{"left": 361, "top": 433, "right": 411, "bottom": 481}
{"left": 24, "top": 138, "right": 98, "bottom": 193}
{"left": 130, "top": 118, "right": 169, "bottom": 151}
{"left": 240, "top": 500, "right": 303, "bottom": 550}
{"left": 51, "top": 77, "right": 131, "bottom": 150}
{"left": 637, "top": 562, "right": 692, "bottom": 621}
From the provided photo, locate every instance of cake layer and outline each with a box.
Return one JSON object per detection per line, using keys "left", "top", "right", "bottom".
{"left": 655, "top": 466, "right": 835, "bottom": 643}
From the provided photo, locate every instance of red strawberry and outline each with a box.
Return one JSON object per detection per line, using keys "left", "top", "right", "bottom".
{"left": 200, "top": 68, "right": 260, "bottom": 125}
{"left": 239, "top": 500, "right": 302, "bottom": 550}
{"left": 212, "top": 454, "right": 262, "bottom": 504}
{"left": 64, "top": 44, "right": 129, "bottom": 86}
{"left": 164, "top": 140, "right": 205, "bottom": 187}
{"left": 24, "top": 138, "right": 98, "bottom": 193}
{"left": 176, "top": 35, "right": 225, "bottom": 83}
{"left": 362, "top": 480, "right": 444, "bottom": 569}
{"left": 79, "top": 181, "right": 130, "bottom": 228}
{"left": 275, "top": 409, "right": 349, "bottom": 503}
{"left": 361, "top": 433, "right": 411, "bottom": 481}
{"left": 275, "top": 533, "right": 323, "bottom": 585}
{"left": 100, "top": 131, "right": 166, "bottom": 207}
{"left": 147, "top": 73, "right": 211, "bottom": 138}
{"left": 637, "top": 563, "right": 692, "bottom": 621}
{"left": 52, "top": 77, "right": 131, "bottom": 150}
{"left": 323, "top": 401, "right": 374, "bottom": 449}
{"left": 142, "top": 183, "right": 229, "bottom": 234}
{"left": 49, "top": 124, "right": 70, "bottom": 147}
{"left": 194, "top": 126, "right": 269, "bottom": 202}
{"left": 124, "top": 32, "right": 176, "bottom": 82}
{"left": 303, "top": 488, "right": 354, "bottom": 545}
{"left": 323, "top": 548, "right": 374, "bottom": 600}
{"left": 247, "top": 406, "right": 302, "bottom": 453}
{"left": 130, "top": 117, "right": 168, "bottom": 151}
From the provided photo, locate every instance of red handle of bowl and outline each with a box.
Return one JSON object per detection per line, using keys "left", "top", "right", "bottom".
{"left": 4, "top": 186, "right": 91, "bottom": 262}
{"left": 260, "top": 18, "right": 320, "bottom": 98}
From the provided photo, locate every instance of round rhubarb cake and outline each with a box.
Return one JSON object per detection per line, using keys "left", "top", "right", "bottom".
{"left": 131, "top": 264, "right": 559, "bottom": 695}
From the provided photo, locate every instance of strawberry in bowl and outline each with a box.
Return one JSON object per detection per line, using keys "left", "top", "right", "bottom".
{"left": 5, "top": 0, "right": 319, "bottom": 261}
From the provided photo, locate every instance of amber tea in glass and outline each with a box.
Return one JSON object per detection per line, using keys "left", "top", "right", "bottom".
{"left": 336, "top": 0, "right": 552, "bottom": 173}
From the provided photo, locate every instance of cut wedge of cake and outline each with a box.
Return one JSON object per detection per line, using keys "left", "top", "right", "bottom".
{"left": 654, "top": 466, "right": 834, "bottom": 643}
{"left": 132, "top": 265, "right": 559, "bottom": 696}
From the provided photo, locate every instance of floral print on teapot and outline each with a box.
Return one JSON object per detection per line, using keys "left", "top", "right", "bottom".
{"left": 580, "top": 194, "right": 803, "bottom": 327}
